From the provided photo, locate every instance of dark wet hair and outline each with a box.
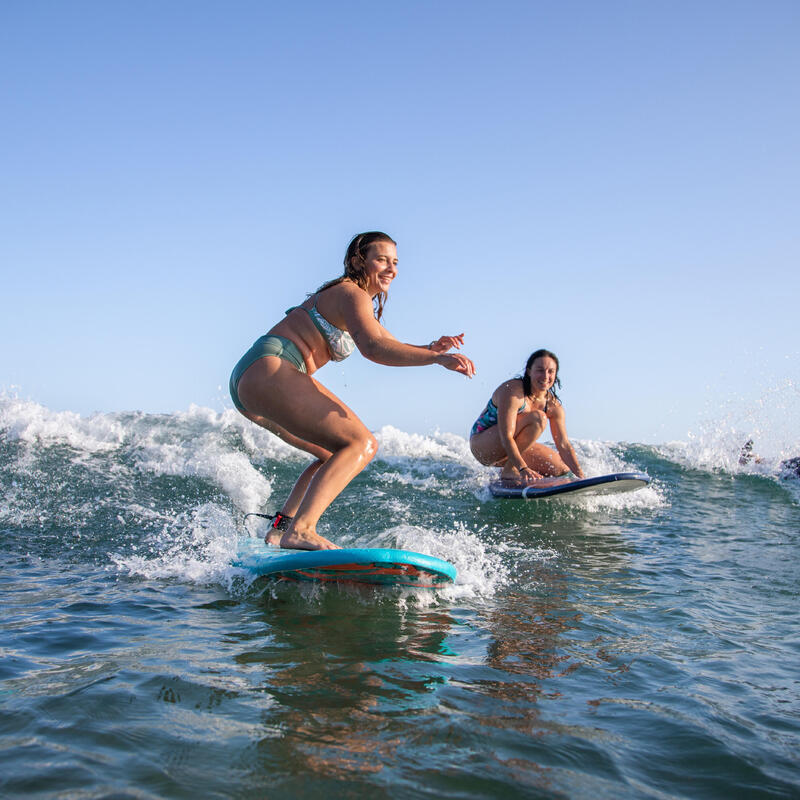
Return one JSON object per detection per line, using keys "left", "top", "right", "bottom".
{"left": 316, "top": 231, "right": 396, "bottom": 321}
{"left": 522, "top": 349, "right": 561, "bottom": 403}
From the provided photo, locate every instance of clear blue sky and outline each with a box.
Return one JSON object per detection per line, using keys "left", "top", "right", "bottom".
{"left": 2, "top": 0, "right": 798, "bottom": 444}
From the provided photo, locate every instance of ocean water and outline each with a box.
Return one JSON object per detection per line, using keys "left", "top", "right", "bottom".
{"left": 1, "top": 395, "right": 799, "bottom": 799}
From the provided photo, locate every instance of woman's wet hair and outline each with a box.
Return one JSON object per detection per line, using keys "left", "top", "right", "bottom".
{"left": 522, "top": 349, "right": 561, "bottom": 403}
{"left": 317, "top": 231, "right": 396, "bottom": 321}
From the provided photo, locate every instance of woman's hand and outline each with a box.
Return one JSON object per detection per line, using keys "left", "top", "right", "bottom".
{"left": 501, "top": 464, "right": 543, "bottom": 485}
{"left": 436, "top": 352, "right": 476, "bottom": 377}
{"left": 518, "top": 465, "right": 543, "bottom": 484}
{"left": 428, "top": 333, "right": 465, "bottom": 353}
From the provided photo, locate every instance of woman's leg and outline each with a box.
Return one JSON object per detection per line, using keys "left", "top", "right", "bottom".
{"left": 237, "top": 357, "right": 378, "bottom": 550}
{"left": 518, "top": 443, "right": 569, "bottom": 476}
{"left": 242, "top": 412, "right": 330, "bottom": 544}
{"left": 470, "top": 411, "right": 546, "bottom": 466}
{"left": 470, "top": 411, "right": 567, "bottom": 479}
{"left": 496, "top": 412, "right": 548, "bottom": 479}
{"left": 281, "top": 460, "right": 324, "bottom": 516}
{"left": 243, "top": 408, "right": 331, "bottom": 510}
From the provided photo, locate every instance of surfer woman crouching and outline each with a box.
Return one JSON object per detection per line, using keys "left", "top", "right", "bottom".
{"left": 229, "top": 231, "right": 476, "bottom": 551}
{"left": 469, "top": 349, "right": 584, "bottom": 486}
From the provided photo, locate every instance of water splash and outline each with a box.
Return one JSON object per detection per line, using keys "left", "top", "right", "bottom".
{"left": 663, "top": 378, "right": 800, "bottom": 478}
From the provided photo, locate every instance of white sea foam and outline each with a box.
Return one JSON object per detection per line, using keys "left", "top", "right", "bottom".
{"left": 131, "top": 421, "right": 272, "bottom": 513}
{"left": 0, "top": 397, "right": 293, "bottom": 516}
{"left": 0, "top": 393, "right": 127, "bottom": 452}
{"left": 108, "top": 502, "right": 243, "bottom": 587}
{"left": 374, "top": 425, "right": 473, "bottom": 464}
{"left": 344, "top": 521, "right": 509, "bottom": 599}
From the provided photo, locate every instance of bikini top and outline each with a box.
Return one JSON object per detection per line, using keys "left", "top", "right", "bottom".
{"left": 286, "top": 298, "right": 356, "bottom": 362}
{"left": 470, "top": 393, "right": 550, "bottom": 435}
{"left": 471, "top": 397, "right": 527, "bottom": 435}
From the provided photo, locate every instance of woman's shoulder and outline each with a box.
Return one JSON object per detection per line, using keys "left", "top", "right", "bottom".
{"left": 320, "top": 278, "right": 367, "bottom": 304}
{"left": 494, "top": 378, "right": 525, "bottom": 401}
{"left": 316, "top": 279, "right": 375, "bottom": 331}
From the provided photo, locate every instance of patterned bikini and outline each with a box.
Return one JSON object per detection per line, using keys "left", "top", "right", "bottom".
{"left": 470, "top": 394, "right": 550, "bottom": 436}
{"left": 229, "top": 296, "right": 356, "bottom": 413}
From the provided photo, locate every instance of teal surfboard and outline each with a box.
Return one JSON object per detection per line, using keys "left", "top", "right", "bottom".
{"left": 489, "top": 471, "right": 650, "bottom": 499}
{"left": 233, "top": 537, "right": 456, "bottom": 588}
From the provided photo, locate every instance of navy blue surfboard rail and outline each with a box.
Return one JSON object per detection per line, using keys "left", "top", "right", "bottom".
{"left": 489, "top": 471, "right": 650, "bottom": 499}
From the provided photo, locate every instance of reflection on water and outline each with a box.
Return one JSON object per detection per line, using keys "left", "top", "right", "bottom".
{"left": 218, "top": 518, "right": 657, "bottom": 795}
{"left": 223, "top": 527, "right": 645, "bottom": 795}
{"left": 230, "top": 588, "right": 457, "bottom": 783}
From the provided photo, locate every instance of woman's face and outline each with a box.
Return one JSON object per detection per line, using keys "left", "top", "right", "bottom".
{"left": 361, "top": 241, "right": 398, "bottom": 296}
{"left": 527, "top": 356, "right": 558, "bottom": 392}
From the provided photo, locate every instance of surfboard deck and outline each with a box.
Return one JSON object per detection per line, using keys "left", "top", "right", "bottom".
{"left": 233, "top": 537, "right": 456, "bottom": 587}
{"left": 489, "top": 471, "right": 650, "bottom": 499}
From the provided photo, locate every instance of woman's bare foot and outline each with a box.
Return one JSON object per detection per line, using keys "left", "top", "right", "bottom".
{"left": 261, "top": 512, "right": 293, "bottom": 547}
{"left": 279, "top": 529, "right": 340, "bottom": 551}
{"left": 264, "top": 530, "right": 282, "bottom": 547}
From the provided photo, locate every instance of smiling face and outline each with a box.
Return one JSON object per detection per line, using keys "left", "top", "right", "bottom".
{"left": 360, "top": 241, "right": 398, "bottom": 297}
{"left": 527, "top": 356, "right": 558, "bottom": 393}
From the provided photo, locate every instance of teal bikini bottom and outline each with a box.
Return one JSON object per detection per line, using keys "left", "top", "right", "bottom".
{"left": 229, "top": 334, "right": 307, "bottom": 413}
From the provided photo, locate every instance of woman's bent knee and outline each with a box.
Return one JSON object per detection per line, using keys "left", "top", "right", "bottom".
{"left": 529, "top": 410, "right": 547, "bottom": 430}
{"left": 469, "top": 434, "right": 499, "bottom": 466}
{"left": 336, "top": 428, "right": 378, "bottom": 465}
{"left": 360, "top": 432, "right": 379, "bottom": 463}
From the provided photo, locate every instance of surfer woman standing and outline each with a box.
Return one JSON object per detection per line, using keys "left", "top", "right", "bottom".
{"left": 469, "top": 349, "right": 584, "bottom": 485}
{"left": 230, "top": 231, "right": 475, "bottom": 551}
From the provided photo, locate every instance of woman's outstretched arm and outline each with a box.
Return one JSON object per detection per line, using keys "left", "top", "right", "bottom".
{"left": 341, "top": 285, "right": 475, "bottom": 376}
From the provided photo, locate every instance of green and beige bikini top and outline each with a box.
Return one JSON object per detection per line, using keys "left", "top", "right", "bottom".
{"left": 286, "top": 297, "right": 356, "bottom": 362}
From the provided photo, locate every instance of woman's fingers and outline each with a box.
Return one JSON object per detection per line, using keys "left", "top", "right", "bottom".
{"left": 433, "top": 333, "right": 466, "bottom": 352}
{"left": 520, "top": 467, "right": 541, "bottom": 484}
{"left": 446, "top": 333, "right": 465, "bottom": 349}
{"left": 442, "top": 353, "right": 475, "bottom": 377}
